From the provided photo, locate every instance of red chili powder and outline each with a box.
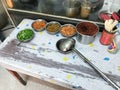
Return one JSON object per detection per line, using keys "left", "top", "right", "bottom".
{"left": 76, "top": 22, "right": 98, "bottom": 36}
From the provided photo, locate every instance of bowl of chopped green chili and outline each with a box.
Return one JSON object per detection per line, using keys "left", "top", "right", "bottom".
{"left": 17, "top": 29, "right": 34, "bottom": 42}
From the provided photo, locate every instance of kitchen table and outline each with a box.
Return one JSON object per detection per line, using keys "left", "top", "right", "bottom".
{"left": 0, "top": 19, "right": 120, "bottom": 90}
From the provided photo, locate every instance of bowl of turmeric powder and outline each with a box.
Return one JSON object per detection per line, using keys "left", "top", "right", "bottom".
{"left": 32, "top": 19, "right": 47, "bottom": 32}
{"left": 46, "top": 21, "right": 61, "bottom": 35}
{"left": 60, "top": 24, "right": 77, "bottom": 37}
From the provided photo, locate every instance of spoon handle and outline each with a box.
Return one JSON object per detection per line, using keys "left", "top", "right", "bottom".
{"left": 17, "top": 42, "right": 22, "bottom": 46}
{"left": 73, "top": 48, "right": 120, "bottom": 90}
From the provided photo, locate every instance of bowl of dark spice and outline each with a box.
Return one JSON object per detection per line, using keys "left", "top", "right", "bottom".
{"left": 32, "top": 19, "right": 47, "bottom": 32}
{"left": 46, "top": 21, "right": 61, "bottom": 35}
{"left": 60, "top": 24, "right": 77, "bottom": 37}
{"left": 76, "top": 22, "right": 99, "bottom": 44}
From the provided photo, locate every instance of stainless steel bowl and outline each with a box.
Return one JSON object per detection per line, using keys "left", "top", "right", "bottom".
{"left": 46, "top": 21, "right": 61, "bottom": 35}
{"left": 32, "top": 19, "right": 47, "bottom": 32}
{"left": 60, "top": 24, "right": 77, "bottom": 37}
{"left": 76, "top": 22, "right": 99, "bottom": 44}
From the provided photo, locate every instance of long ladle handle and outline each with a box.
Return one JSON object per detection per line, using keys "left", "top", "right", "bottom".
{"left": 73, "top": 48, "right": 120, "bottom": 90}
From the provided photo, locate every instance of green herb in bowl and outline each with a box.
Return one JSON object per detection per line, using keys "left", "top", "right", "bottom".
{"left": 17, "top": 29, "right": 34, "bottom": 42}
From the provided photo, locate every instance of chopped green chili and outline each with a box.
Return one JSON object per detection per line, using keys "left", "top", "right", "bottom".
{"left": 17, "top": 29, "right": 34, "bottom": 42}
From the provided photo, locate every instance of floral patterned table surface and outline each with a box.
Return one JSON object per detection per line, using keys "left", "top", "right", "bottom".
{"left": 0, "top": 19, "right": 120, "bottom": 90}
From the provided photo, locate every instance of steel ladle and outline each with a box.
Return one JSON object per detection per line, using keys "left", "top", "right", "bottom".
{"left": 56, "top": 38, "right": 120, "bottom": 90}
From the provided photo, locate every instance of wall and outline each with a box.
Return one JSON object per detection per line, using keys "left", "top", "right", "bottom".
{"left": 100, "top": 0, "right": 120, "bottom": 13}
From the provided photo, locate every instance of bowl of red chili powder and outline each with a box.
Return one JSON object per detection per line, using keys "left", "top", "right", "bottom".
{"left": 32, "top": 19, "right": 47, "bottom": 32}
{"left": 76, "top": 22, "right": 99, "bottom": 44}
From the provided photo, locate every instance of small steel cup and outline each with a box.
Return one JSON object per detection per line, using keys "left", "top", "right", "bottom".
{"left": 63, "top": 0, "right": 81, "bottom": 17}
{"left": 46, "top": 21, "right": 61, "bottom": 35}
{"left": 65, "top": 7, "right": 80, "bottom": 17}
{"left": 76, "top": 22, "right": 99, "bottom": 44}
{"left": 76, "top": 33, "right": 97, "bottom": 44}
{"left": 32, "top": 19, "right": 47, "bottom": 32}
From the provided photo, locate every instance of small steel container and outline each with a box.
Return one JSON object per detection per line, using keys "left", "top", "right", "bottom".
{"left": 32, "top": 19, "right": 47, "bottom": 32}
{"left": 63, "top": 0, "right": 80, "bottom": 17}
{"left": 46, "top": 21, "right": 61, "bottom": 35}
{"left": 76, "top": 22, "right": 99, "bottom": 44}
{"left": 60, "top": 24, "right": 77, "bottom": 37}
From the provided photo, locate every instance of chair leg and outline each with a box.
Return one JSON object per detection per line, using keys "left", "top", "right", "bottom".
{"left": 7, "top": 70, "right": 27, "bottom": 85}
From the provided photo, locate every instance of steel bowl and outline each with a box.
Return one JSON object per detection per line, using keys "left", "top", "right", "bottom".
{"left": 46, "top": 21, "right": 61, "bottom": 35}
{"left": 60, "top": 24, "right": 77, "bottom": 37}
{"left": 76, "top": 22, "right": 99, "bottom": 44}
{"left": 32, "top": 19, "right": 47, "bottom": 32}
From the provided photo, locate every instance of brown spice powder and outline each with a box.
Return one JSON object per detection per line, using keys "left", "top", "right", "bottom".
{"left": 76, "top": 22, "right": 98, "bottom": 36}
{"left": 46, "top": 23, "right": 60, "bottom": 32}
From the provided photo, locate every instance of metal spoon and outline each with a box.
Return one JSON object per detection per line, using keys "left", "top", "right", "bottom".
{"left": 17, "top": 38, "right": 33, "bottom": 46}
{"left": 56, "top": 38, "right": 120, "bottom": 90}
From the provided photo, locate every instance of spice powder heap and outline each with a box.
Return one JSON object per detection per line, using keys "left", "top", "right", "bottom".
{"left": 61, "top": 25, "right": 76, "bottom": 37}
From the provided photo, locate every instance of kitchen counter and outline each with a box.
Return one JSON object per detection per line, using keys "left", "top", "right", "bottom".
{"left": 0, "top": 19, "right": 120, "bottom": 90}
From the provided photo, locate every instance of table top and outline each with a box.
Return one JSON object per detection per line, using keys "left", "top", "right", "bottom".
{"left": 0, "top": 19, "right": 120, "bottom": 90}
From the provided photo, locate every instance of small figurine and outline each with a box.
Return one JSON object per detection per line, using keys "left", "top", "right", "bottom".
{"left": 108, "top": 22, "right": 120, "bottom": 53}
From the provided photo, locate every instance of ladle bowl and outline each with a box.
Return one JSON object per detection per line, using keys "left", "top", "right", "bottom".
{"left": 56, "top": 38, "right": 120, "bottom": 90}
{"left": 56, "top": 38, "right": 75, "bottom": 54}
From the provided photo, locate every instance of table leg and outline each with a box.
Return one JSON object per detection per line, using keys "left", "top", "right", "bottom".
{"left": 7, "top": 70, "right": 27, "bottom": 85}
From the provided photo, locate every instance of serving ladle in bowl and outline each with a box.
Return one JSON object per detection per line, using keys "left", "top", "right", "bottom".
{"left": 56, "top": 38, "right": 120, "bottom": 90}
